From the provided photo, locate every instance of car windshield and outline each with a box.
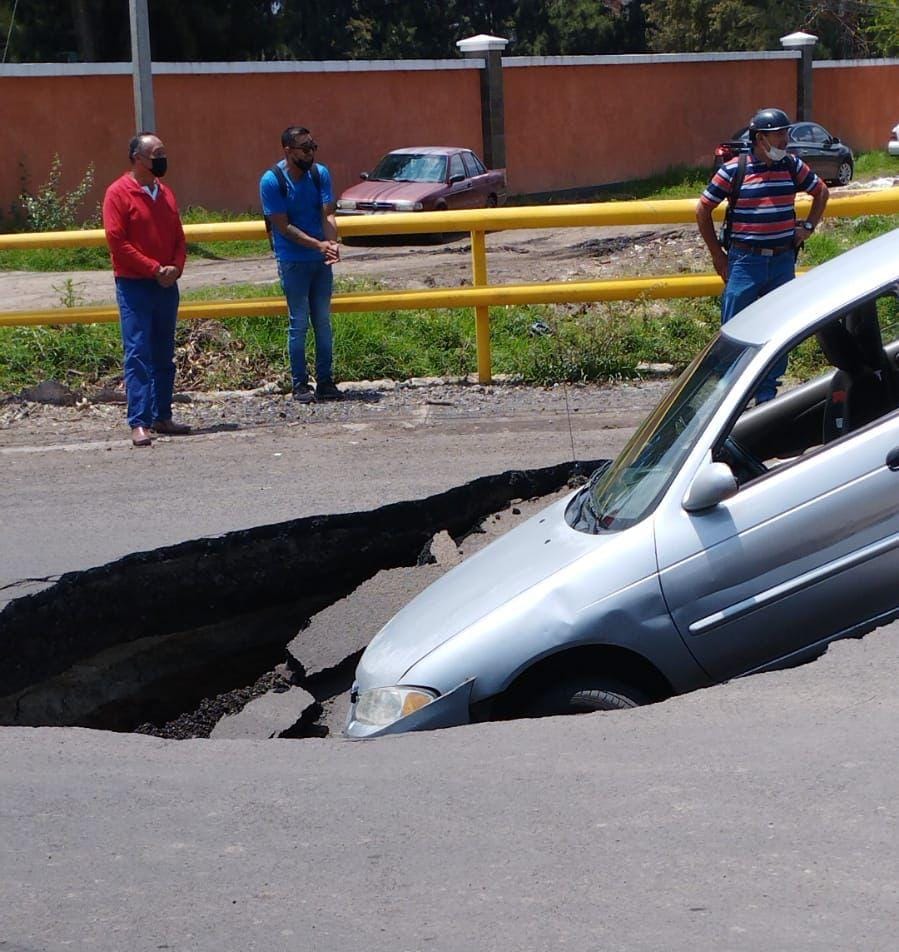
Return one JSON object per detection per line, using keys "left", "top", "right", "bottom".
{"left": 370, "top": 153, "right": 448, "bottom": 183}
{"left": 584, "top": 336, "right": 757, "bottom": 531}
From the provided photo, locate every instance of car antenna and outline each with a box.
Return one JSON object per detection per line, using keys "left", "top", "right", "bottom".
{"left": 562, "top": 380, "right": 578, "bottom": 464}
{"left": 530, "top": 318, "right": 579, "bottom": 465}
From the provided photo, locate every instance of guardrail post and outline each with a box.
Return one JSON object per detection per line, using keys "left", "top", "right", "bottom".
{"left": 471, "top": 229, "right": 492, "bottom": 384}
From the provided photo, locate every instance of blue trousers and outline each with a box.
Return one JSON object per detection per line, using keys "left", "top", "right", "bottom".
{"left": 722, "top": 248, "right": 795, "bottom": 403}
{"left": 115, "top": 277, "right": 179, "bottom": 428}
{"left": 278, "top": 259, "right": 334, "bottom": 388}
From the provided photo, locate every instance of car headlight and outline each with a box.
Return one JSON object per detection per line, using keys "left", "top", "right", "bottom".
{"left": 392, "top": 200, "right": 423, "bottom": 212}
{"left": 337, "top": 199, "right": 356, "bottom": 210}
{"left": 354, "top": 685, "right": 438, "bottom": 727}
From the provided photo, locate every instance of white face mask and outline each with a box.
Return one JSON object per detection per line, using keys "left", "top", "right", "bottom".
{"left": 761, "top": 138, "right": 787, "bottom": 162}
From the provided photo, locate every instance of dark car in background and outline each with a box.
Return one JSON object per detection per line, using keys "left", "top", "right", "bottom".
{"left": 714, "top": 122, "right": 855, "bottom": 186}
{"left": 336, "top": 147, "right": 506, "bottom": 215}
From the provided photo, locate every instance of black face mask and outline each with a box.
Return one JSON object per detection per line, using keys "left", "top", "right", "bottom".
{"left": 150, "top": 156, "right": 168, "bottom": 178}
{"left": 291, "top": 155, "right": 313, "bottom": 172}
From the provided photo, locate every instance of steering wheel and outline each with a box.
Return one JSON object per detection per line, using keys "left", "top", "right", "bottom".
{"left": 720, "top": 436, "right": 768, "bottom": 483}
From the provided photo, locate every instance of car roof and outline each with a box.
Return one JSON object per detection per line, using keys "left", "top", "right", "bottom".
{"left": 731, "top": 122, "right": 828, "bottom": 139}
{"left": 722, "top": 228, "right": 899, "bottom": 348}
{"left": 384, "top": 147, "right": 467, "bottom": 156}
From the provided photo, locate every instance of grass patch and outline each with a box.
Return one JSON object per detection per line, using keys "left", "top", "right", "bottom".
{"left": 181, "top": 205, "right": 271, "bottom": 260}
{"left": 0, "top": 296, "right": 720, "bottom": 395}
{"left": 2, "top": 164, "right": 896, "bottom": 394}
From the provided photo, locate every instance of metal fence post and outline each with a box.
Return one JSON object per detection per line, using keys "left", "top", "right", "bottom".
{"left": 471, "top": 229, "right": 492, "bottom": 384}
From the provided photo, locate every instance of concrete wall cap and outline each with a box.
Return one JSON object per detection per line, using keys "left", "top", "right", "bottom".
{"left": 457, "top": 34, "right": 509, "bottom": 53}
{"left": 780, "top": 31, "right": 818, "bottom": 47}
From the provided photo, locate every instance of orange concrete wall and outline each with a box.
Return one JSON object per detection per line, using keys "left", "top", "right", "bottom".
{"left": 2, "top": 57, "right": 897, "bottom": 221}
{"left": 503, "top": 58, "right": 796, "bottom": 193}
{"left": 813, "top": 63, "right": 899, "bottom": 152}
{"left": 1, "top": 67, "right": 484, "bottom": 221}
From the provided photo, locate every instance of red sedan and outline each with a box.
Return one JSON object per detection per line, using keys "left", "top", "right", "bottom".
{"left": 336, "top": 147, "right": 506, "bottom": 216}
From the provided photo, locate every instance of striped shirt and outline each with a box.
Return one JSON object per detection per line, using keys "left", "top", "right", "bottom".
{"left": 700, "top": 154, "right": 823, "bottom": 248}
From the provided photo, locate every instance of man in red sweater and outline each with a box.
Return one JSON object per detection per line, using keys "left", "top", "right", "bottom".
{"left": 102, "top": 133, "right": 190, "bottom": 447}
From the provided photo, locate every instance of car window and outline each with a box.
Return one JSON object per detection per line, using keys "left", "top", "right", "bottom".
{"left": 467, "top": 152, "right": 487, "bottom": 175}
{"left": 370, "top": 153, "right": 448, "bottom": 183}
{"left": 462, "top": 152, "right": 482, "bottom": 178}
{"left": 790, "top": 124, "right": 814, "bottom": 143}
{"left": 580, "top": 336, "right": 757, "bottom": 531}
{"left": 809, "top": 124, "right": 831, "bottom": 143}
{"left": 714, "top": 289, "right": 899, "bottom": 486}
{"left": 449, "top": 154, "right": 465, "bottom": 180}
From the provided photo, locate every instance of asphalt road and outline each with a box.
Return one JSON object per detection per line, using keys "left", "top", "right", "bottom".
{"left": 1, "top": 627, "right": 897, "bottom": 952}
{"left": 1, "top": 384, "right": 897, "bottom": 951}
{"left": 0, "top": 382, "right": 660, "bottom": 605}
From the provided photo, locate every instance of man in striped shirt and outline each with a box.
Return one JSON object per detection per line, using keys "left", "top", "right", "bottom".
{"left": 697, "top": 107, "right": 829, "bottom": 402}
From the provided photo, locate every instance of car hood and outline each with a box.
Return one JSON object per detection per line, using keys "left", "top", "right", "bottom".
{"left": 356, "top": 491, "right": 617, "bottom": 687}
{"left": 340, "top": 180, "right": 440, "bottom": 203}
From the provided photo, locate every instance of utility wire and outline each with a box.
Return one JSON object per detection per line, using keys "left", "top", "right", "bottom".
{"left": 2, "top": 0, "right": 20, "bottom": 64}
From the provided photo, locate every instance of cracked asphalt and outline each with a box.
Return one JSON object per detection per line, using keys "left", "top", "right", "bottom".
{"left": 2, "top": 210, "right": 898, "bottom": 947}
{"left": 1, "top": 377, "right": 897, "bottom": 951}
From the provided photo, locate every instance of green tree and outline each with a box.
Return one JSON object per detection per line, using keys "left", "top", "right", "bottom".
{"left": 866, "top": 0, "right": 899, "bottom": 56}
{"left": 644, "top": 0, "right": 891, "bottom": 57}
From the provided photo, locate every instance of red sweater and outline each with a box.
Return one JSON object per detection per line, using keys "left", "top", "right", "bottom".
{"left": 102, "top": 173, "right": 187, "bottom": 279}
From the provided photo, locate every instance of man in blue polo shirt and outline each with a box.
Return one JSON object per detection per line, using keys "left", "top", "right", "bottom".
{"left": 260, "top": 126, "right": 342, "bottom": 402}
{"left": 697, "top": 107, "right": 829, "bottom": 402}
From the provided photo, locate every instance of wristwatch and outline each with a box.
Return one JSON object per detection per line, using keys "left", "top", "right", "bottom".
{"left": 801, "top": 221, "right": 815, "bottom": 233}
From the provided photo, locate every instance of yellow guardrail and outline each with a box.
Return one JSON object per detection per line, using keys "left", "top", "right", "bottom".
{"left": 2, "top": 187, "right": 898, "bottom": 383}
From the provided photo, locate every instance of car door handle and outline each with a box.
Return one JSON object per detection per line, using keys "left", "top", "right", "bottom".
{"left": 887, "top": 447, "right": 899, "bottom": 471}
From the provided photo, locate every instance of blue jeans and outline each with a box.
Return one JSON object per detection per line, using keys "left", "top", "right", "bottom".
{"left": 278, "top": 259, "right": 334, "bottom": 388}
{"left": 115, "top": 277, "right": 179, "bottom": 428}
{"left": 722, "top": 248, "right": 795, "bottom": 403}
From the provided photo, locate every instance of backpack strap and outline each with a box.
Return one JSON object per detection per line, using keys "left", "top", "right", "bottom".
{"left": 264, "top": 163, "right": 324, "bottom": 250}
{"left": 721, "top": 153, "right": 747, "bottom": 251}
{"left": 272, "top": 163, "right": 289, "bottom": 198}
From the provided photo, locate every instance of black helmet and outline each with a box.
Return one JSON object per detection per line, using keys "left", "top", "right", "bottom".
{"left": 748, "top": 107, "right": 791, "bottom": 138}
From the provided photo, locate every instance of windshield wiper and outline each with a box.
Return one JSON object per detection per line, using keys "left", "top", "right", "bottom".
{"left": 580, "top": 462, "right": 610, "bottom": 531}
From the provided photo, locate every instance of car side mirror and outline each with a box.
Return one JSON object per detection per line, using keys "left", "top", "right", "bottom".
{"left": 449, "top": 173, "right": 465, "bottom": 184}
{"left": 360, "top": 172, "right": 369, "bottom": 180}
{"left": 682, "top": 462, "right": 739, "bottom": 512}
{"left": 830, "top": 136, "right": 840, "bottom": 145}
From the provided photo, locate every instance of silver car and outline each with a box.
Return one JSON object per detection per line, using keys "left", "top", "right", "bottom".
{"left": 346, "top": 228, "right": 899, "bottom": 738}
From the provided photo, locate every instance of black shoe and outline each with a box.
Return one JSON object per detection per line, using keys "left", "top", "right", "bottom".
{"left": 315, "top": 380, "right": 343, "bottom": 401}
{"left": 292, "top": 383, "right": 315, "bottom": 404}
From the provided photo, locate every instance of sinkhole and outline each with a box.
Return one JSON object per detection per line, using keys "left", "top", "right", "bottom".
{"left": 0, "top": 460, "right": 601, "bottom": 740}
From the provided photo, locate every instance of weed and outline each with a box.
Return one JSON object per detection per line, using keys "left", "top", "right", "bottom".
{"left": 52, "top": 278, "right": 87, "bottom": 308}
{"left": 19, "top": 155, "right": 97, "bottom": 233}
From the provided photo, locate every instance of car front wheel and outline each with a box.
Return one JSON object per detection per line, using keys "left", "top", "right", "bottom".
{"left": 526, "top": 677, "right": 649, "bottom": 716}
{"left": 833, "top": 160, "right": 853, "bottom": 186}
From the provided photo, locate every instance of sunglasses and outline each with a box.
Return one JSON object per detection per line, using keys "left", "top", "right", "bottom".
{"left": 291, "top": 141, "right": 318, "bottom": 153}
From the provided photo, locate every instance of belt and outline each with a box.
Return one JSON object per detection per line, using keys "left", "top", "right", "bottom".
{"left": 729, "top": 240, "right": 794, "bottom": 257}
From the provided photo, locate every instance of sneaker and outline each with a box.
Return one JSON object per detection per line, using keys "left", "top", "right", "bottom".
{"left": 315, "top": 380, "right": 343, "bottom": 401}
{"left": 292, "top": 383, "right": 315, "bottom": 404}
